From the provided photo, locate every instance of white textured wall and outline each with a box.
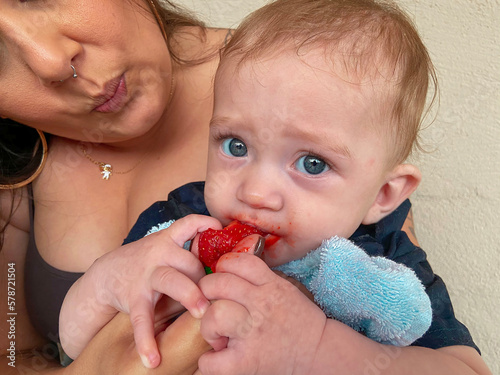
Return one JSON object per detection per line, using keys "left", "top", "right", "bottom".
{"left": 177, "top": 1, "right": 499, "bottom": 372}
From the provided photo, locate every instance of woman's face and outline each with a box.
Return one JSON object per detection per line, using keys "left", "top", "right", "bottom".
{"left": 0, "top": 0, "right": 173, "bottom": 142}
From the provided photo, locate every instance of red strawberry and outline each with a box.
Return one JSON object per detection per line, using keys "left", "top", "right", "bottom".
{"left": 198, "top": 220, "right": 264, "bottom": 273}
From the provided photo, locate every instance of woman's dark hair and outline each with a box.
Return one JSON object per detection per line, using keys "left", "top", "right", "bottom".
{"left": 147, "top": 0, "right": 209, "bottom": 65}
{"left": 0, "top": 120, "right": 49, "bottom": 249}
{"left": 0, "top": 119, "right": 48, "bottom": 188}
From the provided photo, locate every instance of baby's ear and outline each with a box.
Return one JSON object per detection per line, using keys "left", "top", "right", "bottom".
{"left": 362, "top": 164, "right": 421, "bottom": 225}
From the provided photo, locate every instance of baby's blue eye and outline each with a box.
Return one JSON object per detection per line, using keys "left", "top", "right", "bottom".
{"left": 295, "top": 155, "right": 329, "bottom": 175}
{"left": 221, "top": 138, "right": 247, "bottom": 157}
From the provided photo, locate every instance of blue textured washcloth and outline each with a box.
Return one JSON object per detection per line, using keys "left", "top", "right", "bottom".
{"left": 274, "top": 236, "right": 432, "bottom": 346}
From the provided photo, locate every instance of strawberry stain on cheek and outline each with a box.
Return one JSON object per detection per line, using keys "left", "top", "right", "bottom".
{"left": 262, "top": 222, "right": 295, "bottom": 262}
{"left": 263, "top": 243, "right": 279, "bottom": 260}
{"left": 264, "top": 235, "right": 280, "bottom": 248}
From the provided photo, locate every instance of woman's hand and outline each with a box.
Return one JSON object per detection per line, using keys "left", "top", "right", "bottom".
{"left": 66, "top": 310, "right": 210, "bottom": 375}
{"left": 60, "top": 214, "right": 221, "bottom": 369}
{"left": 196, "top": 252, "right": 327, "bottom": 375}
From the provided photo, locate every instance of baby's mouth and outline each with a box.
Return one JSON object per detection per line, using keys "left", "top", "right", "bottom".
{"left": 242, "top": 223, "right": 281, "bottom": 248}
{"left": 232, "top": 219, "right": 281, "bottom": 249}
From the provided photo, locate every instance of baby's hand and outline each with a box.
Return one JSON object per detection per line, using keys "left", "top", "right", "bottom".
{"left": 61, "top": 215, "right": 221, "bottom": 368}
{"left": 196, "top": 252, "right": 327, "bottom": 375}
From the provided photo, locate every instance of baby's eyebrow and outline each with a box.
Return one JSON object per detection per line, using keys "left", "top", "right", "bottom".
{"left": 288, "top": 127, "right": 352, "bottom": 159}
{"left": 209, "top": 115, "right": 232, "bottom": 128}
{"left": 327, "top": 141, "right": 351, "bottom": 159}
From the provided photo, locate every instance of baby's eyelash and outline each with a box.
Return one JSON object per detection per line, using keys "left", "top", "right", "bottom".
{"left": 211, "top": 128, "right": 239, "bottom": 142}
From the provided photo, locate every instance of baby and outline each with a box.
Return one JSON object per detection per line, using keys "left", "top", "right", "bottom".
{"left": 199, "top": 0, "right": 434, "bottom": 344}
{"left": 61, "top": 0, "right": 441, "bottom": 369}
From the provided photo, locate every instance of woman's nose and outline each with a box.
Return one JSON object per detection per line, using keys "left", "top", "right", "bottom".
{"left": 10, "top": 18, "right": 82, "bottom": 84}
{"left": 236, "top": 169, "right": 284, "bottom": 211}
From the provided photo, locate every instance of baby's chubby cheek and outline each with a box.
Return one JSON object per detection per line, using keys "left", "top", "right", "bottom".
{"left": 262, "top": 235, "right": 324, "bottom": 267}
{"left": 202, "top": 194, "right": 216, "bottom": 217}
{"left": 261, "top": 239, "right": 301, "bottom": 268}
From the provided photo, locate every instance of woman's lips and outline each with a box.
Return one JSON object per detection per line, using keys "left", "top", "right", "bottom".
{"left": 93, "top": 75, "right": 128, "bottom": 113}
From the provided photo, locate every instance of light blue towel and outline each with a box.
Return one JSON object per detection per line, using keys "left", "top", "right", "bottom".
{"left": 274, "top": 236, "right": 432, "bottom": 346}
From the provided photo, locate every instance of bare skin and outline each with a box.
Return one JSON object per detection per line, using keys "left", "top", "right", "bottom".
{"left": 402, "top": 208, "right": 420, "bottom": 246}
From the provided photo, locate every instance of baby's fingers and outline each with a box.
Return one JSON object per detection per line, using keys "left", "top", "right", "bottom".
{"left": 150, "top": 266, "right": 210, "bottom": 319}
{"left": 168, "top": 215, "right": 222, "bottom": 248}
{"left": 229, "top": 234, "right": 264, "bottom": 257}
{"left": 199, "top": 300, "right": 253, "bottom": 375}
{"left": 200, "top": 299, "right": 249, "bottom": 351}
{"left": 129, "top": 300, "right": 160, "bottom": 368}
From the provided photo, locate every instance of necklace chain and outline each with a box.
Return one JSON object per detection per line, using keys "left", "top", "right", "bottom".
{"left": 79, "top": 143, "right": 149, "bottom": 180}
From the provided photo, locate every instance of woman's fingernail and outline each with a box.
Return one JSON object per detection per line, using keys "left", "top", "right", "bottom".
{"left": 140, "top": 354, "right": 149, "bottom": 368}
{"left": 253, "top": 236, "right": 265, "bottom": 258}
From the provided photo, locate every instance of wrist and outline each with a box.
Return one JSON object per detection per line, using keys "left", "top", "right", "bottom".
{"left": 292, "top": 312, "right": 329, "bottom": 375}
{"left": 305, "top": 319, "right": 372, "bottom": 374}
{"left": 86, "top": 255, "right": 123, "bottom": 314}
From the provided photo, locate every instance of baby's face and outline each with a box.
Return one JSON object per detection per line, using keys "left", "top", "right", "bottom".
{"left": 205, "top": 50, "right": 394, "bottom": 267}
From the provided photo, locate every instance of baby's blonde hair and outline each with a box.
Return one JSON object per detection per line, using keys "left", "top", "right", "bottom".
{"left": 219, "top": 0, "right": 438, "bottom": 164}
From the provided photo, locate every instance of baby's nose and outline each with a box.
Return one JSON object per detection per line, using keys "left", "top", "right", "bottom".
{"left": 236, "top": 172, "right": 284, "bottom": 211}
